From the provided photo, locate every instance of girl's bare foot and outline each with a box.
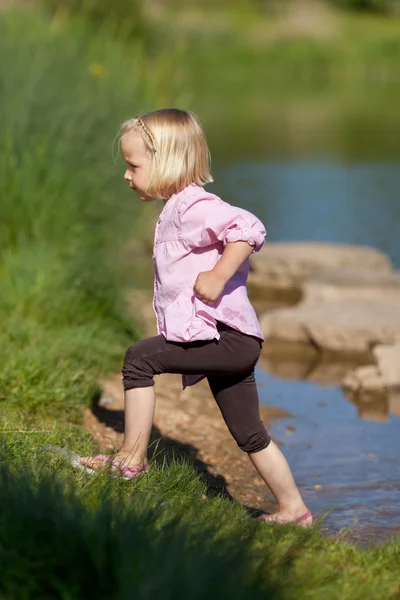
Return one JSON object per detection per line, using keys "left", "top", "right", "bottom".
{"left": 111, "top": 449, "right": 148, "bottom": 469}
{"left": 257, "top": 507, "right": 313, "bottom": 527}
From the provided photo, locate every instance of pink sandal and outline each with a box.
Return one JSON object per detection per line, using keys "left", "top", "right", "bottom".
{"left": 40, "top": 444, "right": 152, "bottom": 481}
{"left": 77, "top": 454, "right": 113, "bottom": 474}
{"left": 257, "top": 510, "right": 313, "bottom": 527}
{"left": 110, "top": 460, "right": 151, "bottom": 481}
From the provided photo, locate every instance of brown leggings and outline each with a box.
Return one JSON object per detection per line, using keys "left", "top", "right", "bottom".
{"left": 122, "top": 321, "right": 271, "bottom": 454}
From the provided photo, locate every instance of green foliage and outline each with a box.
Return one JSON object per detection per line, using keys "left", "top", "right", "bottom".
{"left": 40, "top": 0, "right": 148, "bottom": 39}
{"left": 0, "top": 10, "right": 156, "bottom": 421}
{"left": 330, "top": 0, "right": 395, "bottom": 12}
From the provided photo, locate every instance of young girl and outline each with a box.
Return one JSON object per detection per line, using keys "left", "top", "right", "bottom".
{"left": 80, "top": 108, "right": 312, "bottom": 527}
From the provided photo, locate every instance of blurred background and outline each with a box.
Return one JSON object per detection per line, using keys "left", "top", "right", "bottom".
{"left": 1, "top": 0, "right": 399, "bottom": 542}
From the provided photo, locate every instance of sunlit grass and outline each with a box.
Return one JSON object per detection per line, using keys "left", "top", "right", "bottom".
{"left": 0, "top": 9, "right": 162, "bottom": 423}
{"left": 1, "top": 429, "right": 399, "bottom": 599}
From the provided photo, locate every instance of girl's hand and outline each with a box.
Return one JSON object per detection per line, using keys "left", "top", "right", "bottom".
{"left": 193, "top": 270, "right": 226, "bottom": 304}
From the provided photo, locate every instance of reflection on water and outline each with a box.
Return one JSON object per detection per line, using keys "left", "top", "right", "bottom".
{"left": 215, "top": 161, "right": 400, "bottom": 268}
{"left": 347, "top": 390, "right": 400, "bottom": 423}
{"left": 258, "top": 341, "right": 370, "bottom": 387}
{"left": 256, "top": 361, "right": 400, "bottom": 544}
{"left": 259, "top": 341, "right": 400, "bottom": 422}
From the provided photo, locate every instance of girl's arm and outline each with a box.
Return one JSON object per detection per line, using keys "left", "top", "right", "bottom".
{"left": 178, "top": 195, "right": 266, "bottom": 304}
{"left": 212, "top": 240, "right": 254, "bottom": 283}
{"left": 179, "top": 196, "right": 266, "bottom": 253}
{"left": 194, "top": 241, "right": 254, "bottom": 304}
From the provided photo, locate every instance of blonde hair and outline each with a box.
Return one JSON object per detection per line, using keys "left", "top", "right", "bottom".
{"left": 120, "top": 108, "right": 213, "bottom": 199}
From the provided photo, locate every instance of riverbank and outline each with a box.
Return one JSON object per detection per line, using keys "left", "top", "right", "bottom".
{"left": 84, "top": 283, "right": 400, "bottom": 546}
{"left": 2, "top": 285, "right": 400, "bottom": 598}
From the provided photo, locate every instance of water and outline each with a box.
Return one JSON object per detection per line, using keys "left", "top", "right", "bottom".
{"left": 210, "top": 110, "right": 400, "bottom": 543}
{"left": 216, "top": 161, "right": 400, "bottom": 268}
{"left": 256, "top": 366, "right": 400, "bottom": 545}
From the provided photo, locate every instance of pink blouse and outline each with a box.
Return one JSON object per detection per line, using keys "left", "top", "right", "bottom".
{"left": 152, "top": 184, "right": 266, "bottom": 389}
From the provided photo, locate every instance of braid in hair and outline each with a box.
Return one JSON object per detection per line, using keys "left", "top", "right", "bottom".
{"left": 134, "top": 117, "right": 157, "bottom": 153}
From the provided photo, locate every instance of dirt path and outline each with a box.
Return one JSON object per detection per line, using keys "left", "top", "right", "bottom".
{"left": 84, "top": 290, "right": 286, "bottom": 514}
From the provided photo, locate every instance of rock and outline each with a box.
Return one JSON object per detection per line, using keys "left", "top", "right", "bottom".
{"left": 259, "top": 355, "right": 313, "bottom": 380}
{"left": 259, "top": 341, "right": 364, "bottom": 385}
{"left": 260, "top": 306, "right": 311, "bottom": 344}
{"left": 342, "top": 365, "right": 387, "bottom": 392}
{"left": 307, "top": 361, "right": 364, "bottom": 386}
{"left": 260, "top": 300, "right": 400, "bottom": 353}
{"left": 373, "top": 343, "right": 400, "bottom": 387}
{"left": 344, "top": 387, "right": 390, "bottom": 422}
{"left": 98, "top": 395, "right": 116, "bottom": 407}
{"left": 342, "top": 342, "right": 400, "bottom": 395}
{"left": 303, "top": 268, "right": 400, "bottom": 305}
{"left": 356, "top": 397, "right": 389, "bottom": 423}
{"left": 259, "top": 340, "right": 317, "bottom": 380}
{"left": 388, "top": 391, "right": 400, "bottom": 418}
{"left": 249, "top": 242, "right": 392, "bottom": 295}
{"left": 342, "top": 370, "right": 359, "bottom": 391}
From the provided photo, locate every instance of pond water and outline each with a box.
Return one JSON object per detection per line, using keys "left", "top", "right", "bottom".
{"left": 210, "top": 101, "right": 400, "bottom": 544}
{"left": 256, "top": 366, "right": 400, "bottom": 545}
{"left": 216, "top": 161, "right": 400, "bottom": 268}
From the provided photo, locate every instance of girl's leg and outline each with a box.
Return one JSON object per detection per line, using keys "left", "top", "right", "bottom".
{"left": 108, "top": 328, "right": 262, "bottom": 469}
{"left": 80, "top": 333, "right": 228, "bottom": 470}
{"left": 208, "top": 370, "right": 311, "bottom": 524}
{"left": 116, "top": 386, "right": 156, "bottom": 466}
{"left": 78, "top": 387, "right": 155, "bottom": 470}
{"left": 248, "top": 442, "right": 310, "bottom": 523}
{"left": 80, "top": 324, "right": 310, "bottom": 516}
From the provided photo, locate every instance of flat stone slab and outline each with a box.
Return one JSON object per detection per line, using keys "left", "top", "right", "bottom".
{"left": 249, "top": 242, "right": 393, "bottom": 292}
{"left": 303, "top": 268, "right": 400, "bottom": 305}
{"left": 343, "top": 365, "right": 387, "bottom": 393}
{"left": 260, "top": 300, "right": 400, "bottom": 353}
{"left": 373, "top": 343, "right": 400, "bottom": 387}
{"left": 342, "top": 343, "right": 400, "bottom": 395}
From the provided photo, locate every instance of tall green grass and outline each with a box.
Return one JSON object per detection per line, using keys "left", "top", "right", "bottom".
{"left": 331, "top": 0, "right": 394, "bottom": 12}
{"left": 0, "top": 10, "right": 169, "bottom": 423}
{"left": 40, "top": 0, "right": 148, "bottom": 39}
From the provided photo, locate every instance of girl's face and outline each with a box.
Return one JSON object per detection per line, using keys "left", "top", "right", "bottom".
{"left": 121, "top": 131, "right": 155, "bottom": 202}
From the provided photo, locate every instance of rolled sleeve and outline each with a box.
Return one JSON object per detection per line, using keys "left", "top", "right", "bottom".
{"left": 179, "top": 196, "right": 266, "bottom": 253}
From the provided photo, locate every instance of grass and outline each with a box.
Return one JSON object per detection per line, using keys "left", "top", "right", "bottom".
{"left": 141, "top": 2, "right": 400, "bottom": 160}
{"left": 35, "top": 0, "right": 400, "bottom": 162}
{"left": 0, "top": 8, "right": 164, "bottom": 423}
{"left": 1, "top": 5, "right": 400, "bottom": 598}
{"left": 0, "top": 430, "right": 399, "bottom": 599}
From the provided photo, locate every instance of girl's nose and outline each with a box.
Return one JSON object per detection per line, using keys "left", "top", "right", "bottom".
{"left": 124, "top": 170, "right": 131, "bottom": 181}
